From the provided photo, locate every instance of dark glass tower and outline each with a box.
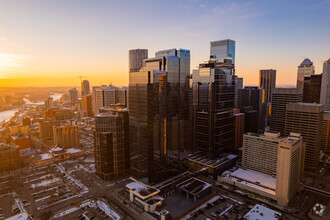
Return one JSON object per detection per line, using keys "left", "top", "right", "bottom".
{"left": 191, "top": 59, "right": 235, "bottom": 158}
{"left": 129, "top": 48, "right": 190, "bottom": 184}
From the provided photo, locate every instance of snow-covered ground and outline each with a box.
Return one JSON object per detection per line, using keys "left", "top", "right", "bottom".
{"left": 31, "top": 178, "right": 60, "bottom": 189}
{"left": 51, "top": 199, "right": 121, "bottom": 220}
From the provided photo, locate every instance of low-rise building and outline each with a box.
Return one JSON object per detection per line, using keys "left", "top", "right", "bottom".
{"left": 125, "top": 179, "right": 163, "bottom": 213}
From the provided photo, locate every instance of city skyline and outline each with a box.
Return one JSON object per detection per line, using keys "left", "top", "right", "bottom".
{"left": 0, "top": 0, "right": 329, "bottom": 87}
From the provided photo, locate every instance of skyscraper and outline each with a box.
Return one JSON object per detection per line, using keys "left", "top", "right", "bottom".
{"left": 285, "top": 103, "right": 324, "bottom": 169}
{"left": 192, "top": 59, "right": 235, "bottom": 158}
{"left": 81, "top": 80, "right": 90, "bottom": 96}
{"left": 320, "top": 58, "right": 330, "bottom": 111}
{"left": 303, "top": 74, "right": 322, "bottom": 103}
{"left": 92, "top": 85, "right": 105, "bottom": 115}
{"left": 81, "top": 94, "right": 92, "bottom": 117}
{"left": 233, "top": 110, "right": 245, "bottom": 150}
{"left": 237, "top": 86, "right": 266, "bottom": 131}
{"left": 68, "top": 88, "right": 78, "bottom": 104}
{"left": 270, "top": 88, "right": 303, "bottom": 136}
{"left": 129, "top": 48, "right": 190, "bottom": 184}
{"left": 235, "top": 77, "right": 243, "bottom": 108}
{"left": 259, "top": 69, "right": 276, "bottom": 104}
{"left": 94, "top": 107, "right": 130, "bottom": 180}
{"left": 322, "top": 111, "right": 330, "bottom": 154}
{"left": 129, "top": 49, "right": 148, "bottom": 73}
{"left": 296, "top": 58, "right": 315, "bottom": 89}
{"left": 210, "top": 39, "right": 235, "bottom": 65}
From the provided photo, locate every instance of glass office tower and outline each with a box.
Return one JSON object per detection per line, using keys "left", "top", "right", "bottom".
{"left": 192, "top": 59, "right": 235, "bottom": 158}
{"left": 210, "top": 39, "right": 236, "bottom": 65}
{"left": 129, "top": 48, "right": 190, "bottom": 184}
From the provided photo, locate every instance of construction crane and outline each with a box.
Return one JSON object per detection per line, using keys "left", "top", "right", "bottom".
{"left": 78, "top": 75, "right": 87, "bottom": 82}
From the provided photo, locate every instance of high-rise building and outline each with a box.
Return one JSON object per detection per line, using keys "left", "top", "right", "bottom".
{"left": 276, "top": 133, "right": 304, "bottom": 207}
{"left": 296, "top": 58, "right": 315, "bottom": 89}
{"left": 39, "top": 121, "right": 56, "bottom": 139}
{"left": 233, "top": 109, "right": 245, "bottom": 150}
{"left": 129, "top": 49, "right": 148, "bottom": 73}
{"left": 322, "top": 111, "right": 330, "bottom": 154}
{"left": 68, "top": 88, "right": 78, "bottom": 104}
{"left": 92, "top": 86, "right": 105, "bottom": 115}
{"left": 210, "top": 39, "right": 235, "bottom": 65}
{"left": 303, "top": 74, "right": 322, "bottom": 103}
{"left": 237, "top": 86, "right": 266, "bottom": 131}
{"left": 192, "top": 59, "right": 235, "bottom": 158}
{"left": 44, "top": 97, "right": 54, "bottom": 109}
{"left": 320, "top": 58, "right": 330, "bottom": 111}
{"left": 81, "top": 80, "right": 90, "bottom": 96}
{"left": 53, "top": 124, "right": 80, "bottom": 148}
{"left": 129, "top": 48, "right": 190, "bottom": 183}
{"left": 0, "top": 143, "right": 22, "bottom": 174}
{"left": 81, "top": 94, "right": 92, "bottom": 117}
{"left": 235, "top": 77, "right": 243, "bottom": 108}
{"left": 92, "top": 85, "right": 128, "bottom": 115}
{"left": 242, "top": 131, "right": 282, "bottom": 176}
{"left": 94, "top": 107, "right": 130, "bottom": 180}
{"left": 270, "top": 88, "right": 303, "bottom": 136}
{"left": 259, "top": 69, "right": 276, "bottom": 104}
{"left": 230, "top": 132, "right": 304, "bottom": 207}
{"left": 285, "top": 103, "right": 324, "bottom": 169}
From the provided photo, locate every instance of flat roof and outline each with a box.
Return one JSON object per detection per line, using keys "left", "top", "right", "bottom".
{"left": 5, "top": 211, "right": 31, "bottom": 220}
{"left": 126, "top": 180, "right": 159, "bottom": 198}
{"left": 177, "top": 177, "right": 211, "bottom": 196}
{"left": 244, "top": 204, "right": 281, "bottom": 220}
{"left": 222, "top": 168, "right": 276, "bottom": 195}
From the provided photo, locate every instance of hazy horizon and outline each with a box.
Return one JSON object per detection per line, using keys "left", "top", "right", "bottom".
{"left": 0, "top": 0, "right": 329, "bottom": 87}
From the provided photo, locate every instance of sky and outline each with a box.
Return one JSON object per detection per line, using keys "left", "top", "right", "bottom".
{"left": 0, "top": 0, "right": 329, "bottom": 87}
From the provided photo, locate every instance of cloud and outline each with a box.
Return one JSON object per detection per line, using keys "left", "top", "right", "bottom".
{"left": 0, "top": 53, "right": 31, "bottom": 68}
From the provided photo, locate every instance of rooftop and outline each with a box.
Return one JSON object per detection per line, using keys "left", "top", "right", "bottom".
{"left": 299, "top": 58, "right": 313, "bottom": 67}
{"left": 244, "top": 204, "right": 281, "bottom": 220}
{"left": 126, "top": 180, "right": 159, "bottom": 198}
{"left": 222, "top": 168, "right": 276, "bottom": 195}
{"left": 176, "top": 177, "right": 211, "bottom": 196}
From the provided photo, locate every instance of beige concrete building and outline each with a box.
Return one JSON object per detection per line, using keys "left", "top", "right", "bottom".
{"left": 276, "top": 133, "right": 305, "bottom": 206}
{"left": 242, "top": 131, "right": 281, "bottom": 176}
{"left": 296, "top": 58, "right": 315, "bottom": 89}
{"left": 221, "top": 132, "right": 304, "bottom": 207}
{"left": 322, "top": 111, "right": 330, "bottom": 154}
{"left": 285, "top": 103, "right": 324, "bottom": 169}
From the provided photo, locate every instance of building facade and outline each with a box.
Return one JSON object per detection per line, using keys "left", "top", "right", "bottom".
{"left": 284, "top": 103, "right": 324, "bottom": 169}
{"left": 233, "top": 111, "right": 245, "bottom": 150}
{"left": 210, "top": 39, "right": 235, "bottom": 65}
{"left": 242, "top": 131, "right": 281, "bottom": 176}
{"left": 81, "top": 94, "right": 93, "bottom": 117}
{"left": 129, "top": 49, "right": 148, "bottom": 73}
{"left": 68, "top": 88, "right": 78, "bottom": 104}
{"left": 81, "top": 80, "right": 90, "bottom": 96}
{"left": 259, "top": 69, "right": 276, "bottom": 104}
{"left": 94, "top": 108, "right": 130, "bottom": 180}
{"left": 192, "top": 59, "right": 235, "bottom": 158}
{"left": 129, "top": 48, "right": 190, "bottom": 184}
{"left": 270, "top": 88, "right": 303, "bottom": 136}
{"left": 303, "top": 74, "right": 322, "bottom": 103}
{"left": 53, "top": 124, "right": 80, "bottom": 148}
{"left": 296, "top": 58, "right": 315, "bottom": 89}
{"left": 322, "top": 111, "right": 330, "bottom": 154}
{"left": 320, "top": 58, "right": 330, "bottom": 111}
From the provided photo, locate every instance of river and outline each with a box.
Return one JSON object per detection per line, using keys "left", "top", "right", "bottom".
{"left": 0, "top": 108, "right": 19, "bottom": 123}
{"left": 0, "top": 93, "right": 63, "bottom": 123}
